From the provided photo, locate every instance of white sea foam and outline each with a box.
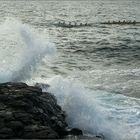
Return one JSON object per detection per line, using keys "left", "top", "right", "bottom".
{"left": 1, "top": 18, "right": 140, "bottom": 140}
{"left": 0, "top": 18, "right": 56, "bottom": 83}
{"left": 37, "top": 75, "right": 140, "bottom": 140}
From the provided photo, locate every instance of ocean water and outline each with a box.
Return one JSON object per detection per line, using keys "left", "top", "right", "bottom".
{"left": 0, "top": 0, "right": 140, "bottom": 140}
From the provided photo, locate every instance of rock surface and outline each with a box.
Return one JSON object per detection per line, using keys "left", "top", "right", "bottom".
{"left": 0, "top": 82, "right": 70, "bottom": 139}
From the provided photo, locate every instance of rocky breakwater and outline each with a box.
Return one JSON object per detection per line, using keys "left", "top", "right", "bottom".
{"left": 0, "top": 82, "right": 82, "bottom": 139}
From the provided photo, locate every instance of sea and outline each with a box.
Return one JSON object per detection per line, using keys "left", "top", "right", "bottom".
{"left": 0, "top": 0, "right": 140, "bottom": 140}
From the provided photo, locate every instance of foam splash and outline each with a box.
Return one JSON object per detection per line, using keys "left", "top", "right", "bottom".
{"left": 38, "top": 75, "right": 140, "bottom": 140}
{"left": 0, "top": 18, "right": 56, "bottom": 83}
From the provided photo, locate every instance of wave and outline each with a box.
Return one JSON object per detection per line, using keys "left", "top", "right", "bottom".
{"left": 0, "top": 18, "right": 56, "bottom": 83}
{"left": 1, "top": 18, "right": 140, "bottom": 140}
{"left": 35, "top": 75, "right": 140, "bottom": 140}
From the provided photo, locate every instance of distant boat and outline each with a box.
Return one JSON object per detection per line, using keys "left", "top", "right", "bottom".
{"left": 54, "top": 21, "right": 92, "bottom": 28}
{"left": 100, "top": 21, "right": 140, "bottom": 25}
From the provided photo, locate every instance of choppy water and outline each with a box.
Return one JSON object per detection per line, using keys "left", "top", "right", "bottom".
{"left": 0, "top": 0, "right": 140, "bottom": 140}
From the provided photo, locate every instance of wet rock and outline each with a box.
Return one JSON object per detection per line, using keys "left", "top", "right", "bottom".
{"left": 0, "top": 128, "right": 14, "bottom": 138}
{"left": 0, "top": 82, "right": 69, "bottom": 139}
{"left": 23, "top": 125, "right": 58, "bottom": 139}
{"left": 69, "top": 128, "right": 83, "bottom": 136}
{"left": 0, "top": 111, "right": 14, "bottom": 121}
{"left": 96, "top": 134, "right": 105, "bottom": 139}
{"left": 6, "top": 121, "right": 23, "bottom": 130}
{"left": 35, "top": 83, "right": 50, "bottom": 90}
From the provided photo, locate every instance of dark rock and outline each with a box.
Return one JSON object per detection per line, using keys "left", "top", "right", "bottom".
{"left": 0, "top": 111, "right": 14, "bottom": 121}
{"left": 6, "top": 121, "right": 24, "bottom": 137}
{"left": 0, "top": 82, "right": 28, "bottom": 92}
{"left": 0, "top": 82, "right": 69, "bottom": 139}
{"left": 0, "top": 82, "right": 84, "bottom": 139}
{"left": 26, "top": 86, "right": 42, "bottom": 93}
{"left": 68, "top": 128, "right": 83, "bottom": 136}
{"left": 23, "top": 125, "right": 58, "bottom": 139}
{"left": 0, "top": 128, "right": 14, "bottom": 138}
{"left": 96, "top": 134, "right": 105, "bottom": 139}
{"left": 6, "top": 121, "right": 23, "bottom": 130}
{"left": 35, "top": 83, "right": 50, "bottom": 90}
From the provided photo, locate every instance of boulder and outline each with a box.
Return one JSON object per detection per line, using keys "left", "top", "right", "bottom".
{"left": 0, "top": 82, "right": 69, "bottom": 138}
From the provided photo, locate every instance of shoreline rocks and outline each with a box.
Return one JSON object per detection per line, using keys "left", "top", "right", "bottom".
{"left": 0, "top": 82, "right": 83, "bottom": 139}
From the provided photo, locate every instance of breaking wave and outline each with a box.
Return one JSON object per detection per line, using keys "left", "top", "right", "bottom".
{"left": 1, "top": 18, "right": 140, "bottom": 140}
{"left": 0, "top": 18, "right": 56, "bottom": 83}
{"left": 40, "top": 75, "right": 140, "bottom": 140}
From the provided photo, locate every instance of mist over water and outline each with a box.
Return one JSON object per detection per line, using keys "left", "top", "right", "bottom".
{"left": 0, "top": 0, "right": 140, "bottom": 140}
{"left": 0, "top": 18, "right": 56, "bottom": 83}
